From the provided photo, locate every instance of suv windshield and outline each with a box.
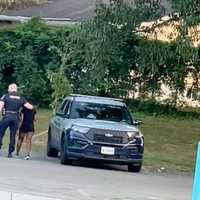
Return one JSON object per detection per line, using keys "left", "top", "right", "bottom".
{"left": 70, "top": 101, "right": 132, "bottom": 124}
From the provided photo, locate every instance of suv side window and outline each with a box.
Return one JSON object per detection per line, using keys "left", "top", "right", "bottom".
{"left": 63, "top": 101, "right": 70, "bottom": 115}
{"left": 57, "top": 100, "right": 68, "bottom": 114}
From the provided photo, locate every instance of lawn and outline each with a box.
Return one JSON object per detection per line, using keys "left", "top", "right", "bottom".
{"left": 1, "top": 109, "right": 200, "bottom": 172}
{"left": 32, "top": 109, "right": 52, "bottom": 153}
{"left": 135, "top": 113, "right": 200, "bottom": 172}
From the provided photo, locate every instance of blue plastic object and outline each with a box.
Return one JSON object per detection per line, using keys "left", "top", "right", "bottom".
{"left": 192, "top": 142, "right": 200, "bottom": 200}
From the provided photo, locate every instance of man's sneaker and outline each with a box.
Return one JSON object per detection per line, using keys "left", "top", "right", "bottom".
{"left": 8, "top": 153, "right": 13, "bottom": 158}
{"left": 24, "top": 155, "right": 30, "bottom": 160}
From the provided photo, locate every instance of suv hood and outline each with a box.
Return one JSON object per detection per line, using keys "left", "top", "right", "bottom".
{"left": 70, "top": 118, "right": 139, "bottom": 132}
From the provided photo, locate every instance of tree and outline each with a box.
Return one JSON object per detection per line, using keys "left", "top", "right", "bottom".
{"left": 0, "top": 18, "right": 73, "bottom": 106}
{"left": 48, "top": 39, "right": 72, "bottom": 110}
{"left": 14, "top": 46, "right": 51, "bottom": 106}
{"left": 1, "top": 1, "right": 200, "bottom": 107}
{"left": 48, "top": 68, "right": 72, "bottom": 110}
{"left": 70, "top": 0, "right": 163, "bottom": 97}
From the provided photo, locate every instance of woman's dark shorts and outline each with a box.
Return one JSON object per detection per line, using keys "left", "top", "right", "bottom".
{"left": 19, "top": 123, "right": 34, "bottom": 133}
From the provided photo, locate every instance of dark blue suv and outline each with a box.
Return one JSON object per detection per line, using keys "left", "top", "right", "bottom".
{"left": 47, "top": 94, "right": 144, "bottom": 172}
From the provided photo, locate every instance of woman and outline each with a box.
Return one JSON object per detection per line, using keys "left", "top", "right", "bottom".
{"left": 16, "top": 106, "right": 36, "bottom": 160}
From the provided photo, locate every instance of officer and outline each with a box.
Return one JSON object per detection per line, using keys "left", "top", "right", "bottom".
{"left": 0, "top": 83, "right": 33, "bottom": 158}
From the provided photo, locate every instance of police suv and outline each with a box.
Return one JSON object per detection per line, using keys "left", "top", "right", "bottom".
{"left": 47, "top": 94, "right": 144, "bottom": 172}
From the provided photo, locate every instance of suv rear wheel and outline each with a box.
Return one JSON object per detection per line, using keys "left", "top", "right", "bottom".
{"left": 128, "top": 163, "right": 142, "bottom": 173}
{"left": 60, "top": 135, "right": 72, "bottom": 165}
{"left": 47, "top": 129, "right": 59, "bottom": 157}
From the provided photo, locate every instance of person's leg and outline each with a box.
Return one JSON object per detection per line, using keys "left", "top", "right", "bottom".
{"left": 0, "top": 117, "right": 10, "bottom": 153}
{"left": 25, "top": 132, "right": 33, "bottom": 159}
{"left": 8, "top": 118, "right": 18, "bottom": 157}
{"left": 16, "top": 132, "right": 25, "bottom": 156}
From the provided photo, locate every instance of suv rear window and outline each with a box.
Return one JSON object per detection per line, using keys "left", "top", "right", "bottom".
{"left": 70, "top": 101, "right": 132, "bottom": 124}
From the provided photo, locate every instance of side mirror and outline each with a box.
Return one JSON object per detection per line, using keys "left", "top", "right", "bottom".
{"left": 133, "top": 119, "right": 143, "bottom": 126}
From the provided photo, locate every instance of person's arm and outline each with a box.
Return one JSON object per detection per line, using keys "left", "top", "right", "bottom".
{"left": 34, "top": 112, "right": 37, "bottom": 122}
{"left": 21, "top": 96, "right": 33, "bottom": 110}
{"left": 17, "top": 111, "right": 24, "bottom": 136}
{"left": 19, "top": 110, "right": 24, "bottom": 125}
{"left": 0, "top": 95, "right": 6, "bottom": 114}
{"left": 24, "top": 102, "right": 33, "bottom": 110}
{"left": 0, "top": 101, "right": 4, "bottom": 114}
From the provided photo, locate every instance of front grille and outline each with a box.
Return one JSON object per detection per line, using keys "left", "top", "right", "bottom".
{"left": 128, "top": 147, "right": 139, "bottom": 154}
{"left": 94, "top": 134, "right": 123, "bottom": 144}
{"left": 86, "top": 128, "right": 129, "bottom": 144}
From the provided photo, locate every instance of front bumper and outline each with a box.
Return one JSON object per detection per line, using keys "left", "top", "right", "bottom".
{"left": 66, "top": 136, "right": 144, "bottom": 165}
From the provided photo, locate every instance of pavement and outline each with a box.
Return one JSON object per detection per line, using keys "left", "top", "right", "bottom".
{"left": 4, "top": 0, "right": 171, "bottom": 21}
{"left": 4, "top": 0, "right": 97, "bottom": 21}
{"left": 0, "top": 153, "right": 193, "bottom": 200}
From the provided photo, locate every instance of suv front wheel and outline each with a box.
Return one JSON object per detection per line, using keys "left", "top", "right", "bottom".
{"left": 60, "top": 135, "right": 72, "bottom": 165}
{"left": 47, "top": 129, "right": 59, "bottom": 157}
{"left": 128, "top": 163, "right": 142, "bottom": 173}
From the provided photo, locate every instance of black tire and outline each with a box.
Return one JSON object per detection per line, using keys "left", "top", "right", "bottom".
{"left": 47, "top": 129, "right": 59, "bottom": 157}
{"left": 128, "top": 163, "right": 142, "bottom": 173}
{"left": 60, "top": 135, "right": 72, "bottom": 165}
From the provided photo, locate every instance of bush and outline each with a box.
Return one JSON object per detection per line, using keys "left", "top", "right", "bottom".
{"left": 126, "top": 99, "right": 200, "bottom": 119}
{"left": 0, "top": 18, "right": 75, "bottom": 107}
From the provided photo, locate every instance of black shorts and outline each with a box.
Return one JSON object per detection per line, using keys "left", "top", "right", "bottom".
{"left": 19, "top": 123, "right": 34, "bottom": 133}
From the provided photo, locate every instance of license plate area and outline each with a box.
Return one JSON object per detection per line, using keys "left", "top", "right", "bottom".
{"left": 101, "top": 146, "right": 115, "bottom": 155}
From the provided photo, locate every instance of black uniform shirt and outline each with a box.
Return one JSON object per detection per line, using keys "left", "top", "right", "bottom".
{"left": 21, "top": 107, "right": 36, "bottom": 125}
{"left": 0, "top": 92, "right": 27, "bottom": 113}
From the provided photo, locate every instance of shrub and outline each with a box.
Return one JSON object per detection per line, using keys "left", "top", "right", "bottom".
{"left": 126, "top": 99, "right": 200, "bottom": 119}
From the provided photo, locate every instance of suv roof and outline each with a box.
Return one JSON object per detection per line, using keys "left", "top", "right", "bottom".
{"left": 69, "top": 94, "right": 125, "bottom": 106}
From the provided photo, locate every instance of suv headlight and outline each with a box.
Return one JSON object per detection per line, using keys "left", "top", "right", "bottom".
{"left": 127, "top": 131, "right": 143, "bottom": 141}
{"left": 71, "top": 125, "right": 90, "bottom": 134}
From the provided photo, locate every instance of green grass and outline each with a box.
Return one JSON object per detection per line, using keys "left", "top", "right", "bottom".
{"left": 135, "top": 113, "right": 200, "bottom": 172}
{"left": 35, "top": 109, "right": 52, "bottom": 133}
{"left": 32, "top": 109, "right": 52, "bottom": 153}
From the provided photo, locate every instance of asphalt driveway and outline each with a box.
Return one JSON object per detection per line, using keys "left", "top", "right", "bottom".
{"left": 4, "top": 0, "right": 171, "bottom": 21}
{"left": 0, "top": 152, "right": 193, "bottom": 200}
{"left": 5, "top": 0, "right": 96, "bottom": 21}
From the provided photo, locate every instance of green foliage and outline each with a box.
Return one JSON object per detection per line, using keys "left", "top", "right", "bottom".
{"left": 48, "top": 68, "right": 72, "bottom": 110}
{"left": 136, "top": 38, "right": 194, "bottom": 102}
{"left": 14, "top": 46, "right": 51, "bottom": 105}
{"left": 48, "top": 41, "right": 72, "bottom": 110}
{"left": 127, "top": 99, "right": 200, "bottom": 119}
{"left": 68, "top": 0, "right": 163, "bottom": 97}
{"left": 1, "top": 0, "right": 200, "bottom": 110}
{"left": 169, "top": 0, "right": 200, "bottom": 26}
{"left": 0, "top": 18, "right": 74, "bottom": 107}
{"left": 67, "top": 0, "right": 200, "bottom": 105}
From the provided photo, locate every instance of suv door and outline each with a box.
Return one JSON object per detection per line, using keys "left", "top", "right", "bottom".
{"left": 52, "top": 100, "right": 70, "bottom": 148}
{"left": 57, "top": 101, "right": 71, "bottom": 147}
